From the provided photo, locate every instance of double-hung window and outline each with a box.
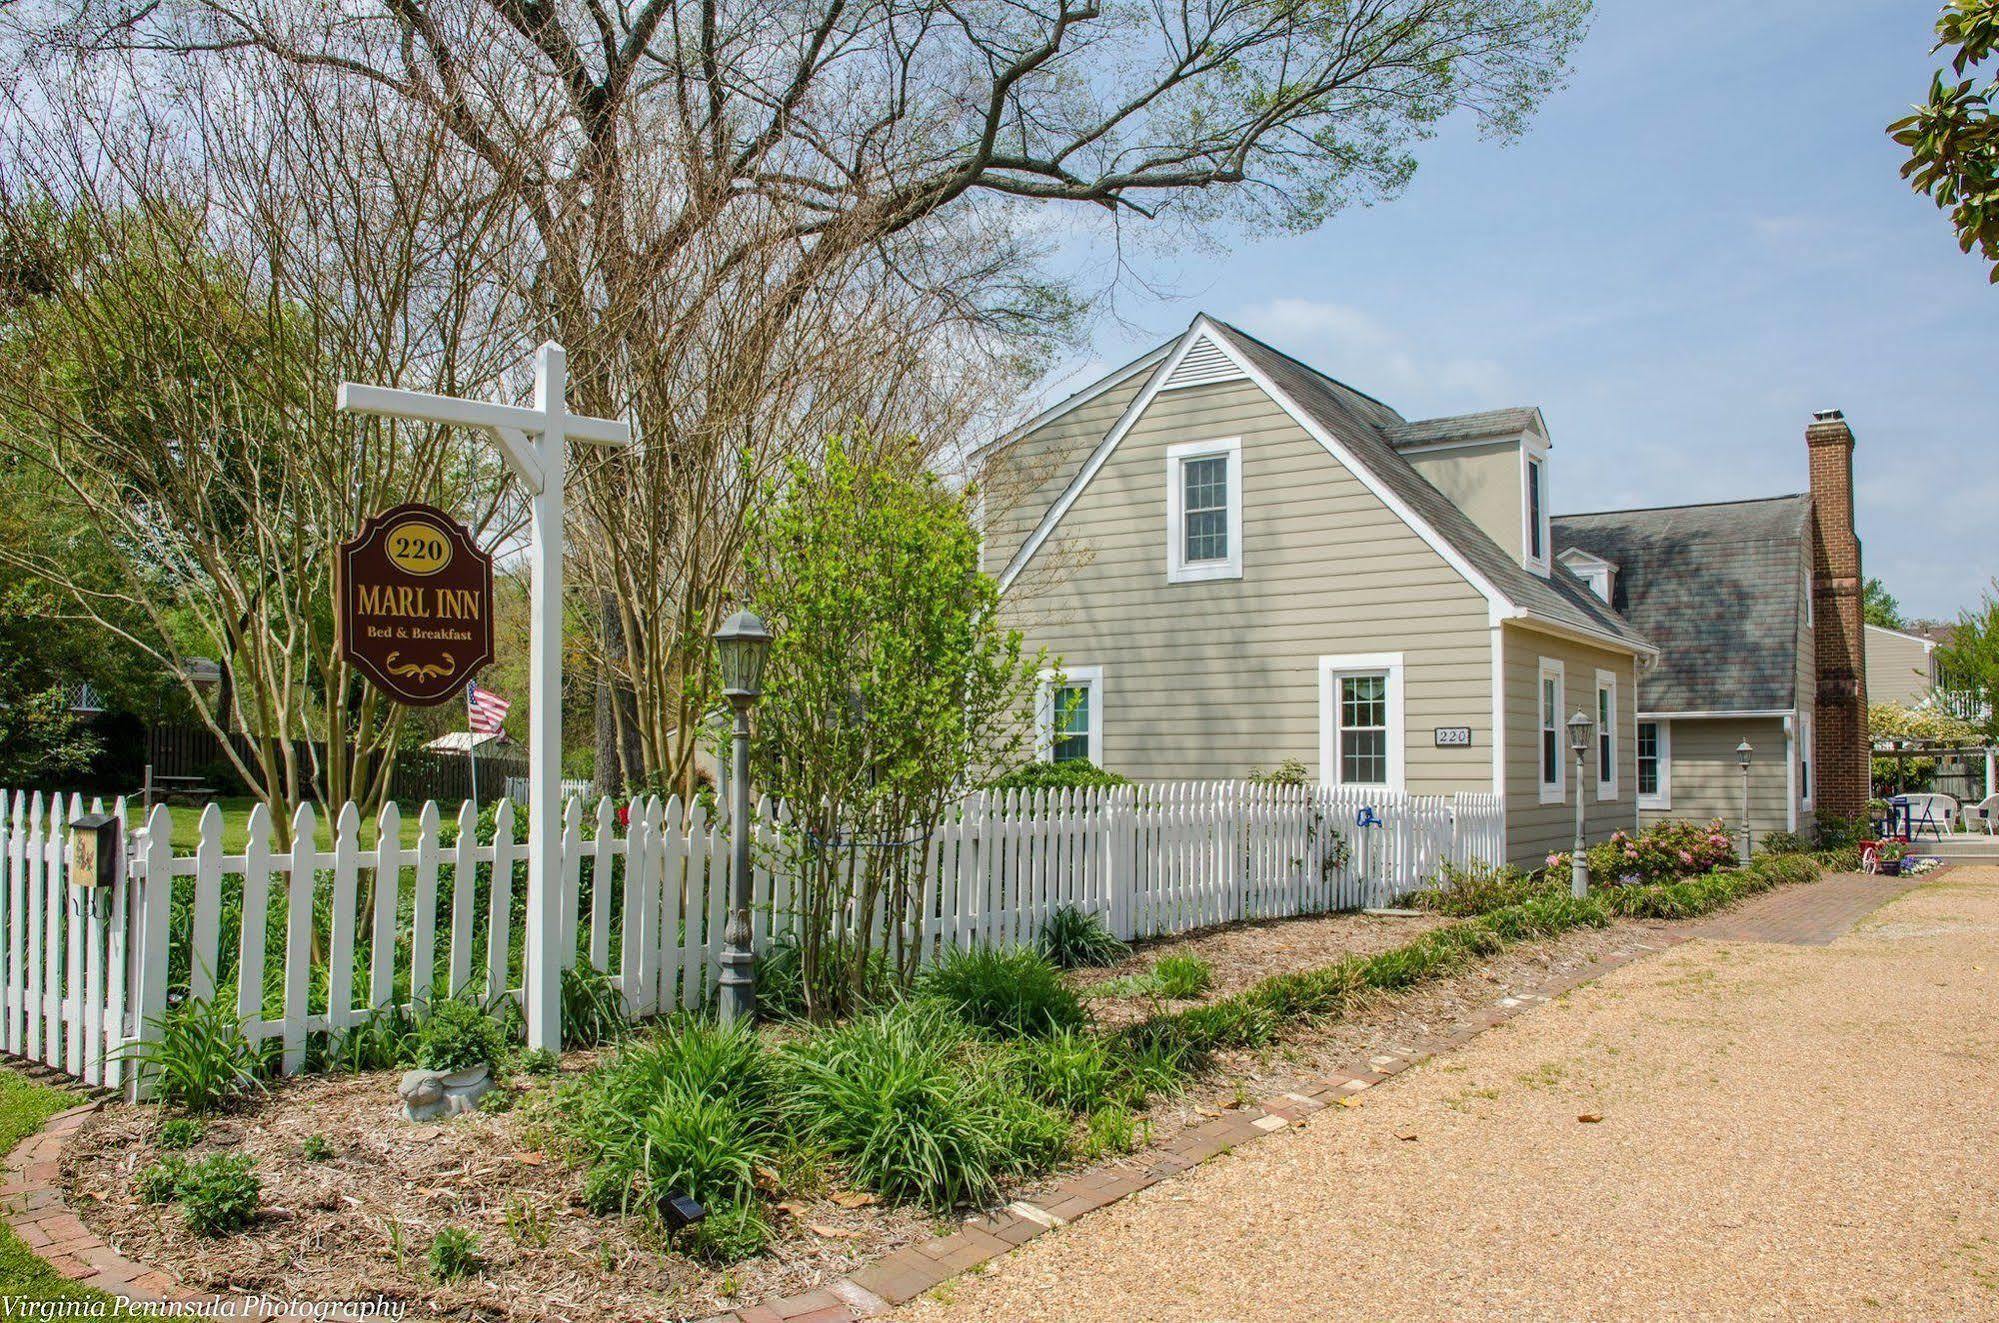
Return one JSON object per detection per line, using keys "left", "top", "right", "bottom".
{"left": 1038, "top": 666, "right": 1103, "bottom": 765}
{"left": 1319, "top": 654, "right": 1404, "bottom": 791}
{"left": 1538, "top": 658, "right": 1564, "bottom": 804}
{"left": 1637, "top": 720, "right": 1670, "bottom": 810}
{"left": 1166, "top": 438, "right": 1242, "bottom": 582}
{"left": 1595, "top": 669, "right": 1618, "bottom": 800}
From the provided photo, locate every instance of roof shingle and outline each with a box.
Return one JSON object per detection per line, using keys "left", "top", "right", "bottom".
{"left": 1554, "top": 496, "right": 1811, "bottom": 713}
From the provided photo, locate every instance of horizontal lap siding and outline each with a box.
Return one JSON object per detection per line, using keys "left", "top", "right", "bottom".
{"left": 997, "top": 380, "right": 1493, "bottom": 790}
{"left": 1503, "top": 626, "right": 1641, "bottom": 867}
{"left": 1864, "top": 628, "right": 1930, "bottom": 707}
{"left": 1642, "top": 717, "right": 1793, "bottom": 838}
{"left": 981, "top": 374, "right": 1152, "bottom": 581}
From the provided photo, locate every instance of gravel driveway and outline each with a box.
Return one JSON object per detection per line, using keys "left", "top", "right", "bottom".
{"left": 902, "top": 868, "right": 1999, "bottom": 1321}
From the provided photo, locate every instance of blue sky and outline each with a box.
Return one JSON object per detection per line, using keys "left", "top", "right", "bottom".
{"left": 1042, "top": 0, "right": 1993, "bottom": 621}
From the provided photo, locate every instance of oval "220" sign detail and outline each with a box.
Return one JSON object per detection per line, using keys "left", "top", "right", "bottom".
{"left": 385, "top": 521, "right": 454, "bottom": 576}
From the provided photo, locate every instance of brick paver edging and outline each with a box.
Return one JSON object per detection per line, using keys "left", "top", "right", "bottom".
{"left": 0, "top": 1096, "right": 186, "bottom": 1302}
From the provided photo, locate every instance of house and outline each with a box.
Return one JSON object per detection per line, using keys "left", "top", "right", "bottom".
{"left": 978, "top": 315, "right": 1870, "bottom": 866}
{"left": 1866, "top": 623, "right": 1939, "bottom": 708}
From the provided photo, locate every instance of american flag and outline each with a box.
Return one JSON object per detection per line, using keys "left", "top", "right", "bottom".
{"left": 467, "top": 680, "right": 511, "bottom": 735}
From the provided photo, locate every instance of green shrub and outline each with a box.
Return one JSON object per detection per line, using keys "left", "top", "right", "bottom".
{"left": 680, "top": 1199, "right": 772, "bottom": 1264}
{"left": 299, "top": 1134, "right": 334, "bottom": 1162}
{"left": 426, "top": 1226, "right": 481, "bottom": 1282}
{"left": 1077, "top": 1105, "right": 1144, "bottom": 1161}
{"left": 136, "top": 1158, "right": 183, "bottom": 1205}
{"left": 1548, "top": 819, "right": 1737, "bottom": 886}
{"left": 778, "top": 1003, "right": 1062, "bottom": 1209}
{"left": 1814, "top": 810, "right": 1867, "bottom": 850}
{"left": 1414, "top": 860, "right": 1554, "bottom": 917}
{"left": 176, "top": 1152, "right": 260, "bottom": 1236}
{"left": 1037, "top": 906, "right": 1129, "bottom": 970}
{"left": 413, "top": 997, "right": 511, "bottom": 1073}
{"left": 1757, "top": 830, "right": 1813, "bottom": 857}
{"left": 755, "top": 931, "right": 897, "bottom": 1021}
{"left": 917, "top": 946, "right": 1085, "bottom": 1038}
{"left": 511, "top": 1047, "right": 561, "bottom": 1077}
{"left": 638, "top": 1083, "right": 769, "bottom": 1215}
{"left": 125, "top": 997, "right": 267, "bottom": 1115}
{"left": 989, "top": 759, "right": 1130, "bottom": 791}
{"left": 1168, "top": 999, "right": 1276, "bottom": 1052}
{"left": 157, "top": 1117, "right": 205, "bottom": 1151}
{"left": 557, "top": 1017, "right": 776, "bottom": 1219}
{"left": 1007, "top": 1029, "right": 1125, "bottom": 1113}
{"left": 1149, "top": 954, "right": 1213, "bottom": 999}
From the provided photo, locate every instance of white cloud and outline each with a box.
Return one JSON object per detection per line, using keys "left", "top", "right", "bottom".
{"left": 1232, "top": 297, "right": 1513, "bottom": 414}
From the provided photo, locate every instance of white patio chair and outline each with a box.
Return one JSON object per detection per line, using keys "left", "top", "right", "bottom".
{"left": 1970, "top": 794, "right": 1999, "bottom": 835}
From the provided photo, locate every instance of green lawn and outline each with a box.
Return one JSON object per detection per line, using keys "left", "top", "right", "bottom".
{"left": 162, "top": 796, "right": 433, "bottom": 853}
{"left": 0, "top": 1067, "right": 107, "bottom": 1306}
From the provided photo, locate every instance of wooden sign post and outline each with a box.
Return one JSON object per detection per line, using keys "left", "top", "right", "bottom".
{"left": 337, "top": 344, "right": 630, "bottom": 1053}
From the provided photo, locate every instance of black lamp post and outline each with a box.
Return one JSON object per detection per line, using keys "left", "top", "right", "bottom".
{"left": 713, "top": 609, "right": 772, "bottom": 1026}
{"left": 1735, "top": 739, "right": 1754, "bottom": 865}
{"left": 1567, "top": 709, "right": 1595, "bottom": 899}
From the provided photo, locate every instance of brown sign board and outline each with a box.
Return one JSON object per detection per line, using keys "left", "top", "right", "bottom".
{"left": 336, "top": 503, "right": 495, "bottom": 707}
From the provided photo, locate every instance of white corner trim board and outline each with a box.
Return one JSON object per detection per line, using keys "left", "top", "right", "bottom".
{"left": 1318, "top": 652, "right": 1406, "bottom": 793}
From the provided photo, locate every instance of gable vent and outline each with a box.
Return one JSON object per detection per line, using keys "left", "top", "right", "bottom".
{"left": 1160, "top": 335, "right": 1246, "bottom": 391}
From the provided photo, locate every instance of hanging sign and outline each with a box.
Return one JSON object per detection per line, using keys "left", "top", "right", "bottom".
{"left": 336, "top": 503, "right": 494, "bottom": 706}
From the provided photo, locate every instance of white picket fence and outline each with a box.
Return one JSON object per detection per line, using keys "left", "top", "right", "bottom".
{"left": 0, "top": 782, "right": 1504, "bottom": 1093}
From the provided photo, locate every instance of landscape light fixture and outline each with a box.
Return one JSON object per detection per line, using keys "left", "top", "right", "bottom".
{"left": 1736, "top": 739, "right": 1754, "bottom": 864}
{"left": 713, "top": 609, "right": 773, "bottom": 1026}
{"left": 1567, "top": 709, "right": 1595, "bottom": 900}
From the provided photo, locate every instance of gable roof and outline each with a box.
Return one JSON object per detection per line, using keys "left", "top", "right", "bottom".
{"left": 1554, "top": 494, "right": 1812, "bottom": 714}
{"left": 994, "top": 315, "right": 1654, "bottom": 660}
{"left": 1385, "top": 407, "right": 1548, "bottom": 449}
{"left": 1205, "top": 321, "right": 1652, "bottom": 657}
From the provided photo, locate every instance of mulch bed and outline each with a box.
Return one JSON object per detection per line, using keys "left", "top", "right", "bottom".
{"left": 59, "top": 908, "right": 1679, "bottom": 1320}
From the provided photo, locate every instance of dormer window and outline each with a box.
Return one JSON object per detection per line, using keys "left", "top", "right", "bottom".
{"left": 1166, "top": 437, "right": 1243, "bottom": 582}
{"left": 1523, "top": 452, "right": 1551, "bottom": 574}
{"left": 1556, "top": 547, "right": 1617, "bottom": 605}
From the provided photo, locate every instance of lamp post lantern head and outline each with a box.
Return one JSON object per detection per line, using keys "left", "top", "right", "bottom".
{"left": 1736, "top": 739, "right": 1754, "bottom": 770}
{"left": 714, "top": 610, "right": 773, "bottom": 706}
{"left": 1567, "top": 709, "right": 1595, "bottom": 758}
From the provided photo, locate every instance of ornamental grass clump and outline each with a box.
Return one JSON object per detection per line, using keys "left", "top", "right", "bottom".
{"left": 777, "top": 1002, "right": 1065, "bottom": 1209}
{"left": 1414, "top": 860, "right": 1556, "bottom": 916}
{"left": 558, "top": 1016, "right": 777, "bottom": 1237}
{"left": 125, "top": 996, "right": 267, "bottom": 1115}
{"left": 916, "top": 945, "right": 1085, "bottom": 1038}
{"left": 1037, "top": 905, "right": 1130, "bottom": 970}
{"left": 1006, "top": 1028, "right": 1128, "bottom": 1114}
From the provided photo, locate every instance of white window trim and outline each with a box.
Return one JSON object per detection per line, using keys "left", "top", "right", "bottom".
{"left": 1318, "top": 653, "right": 1405, "bottom": 793}
{"left": 1036, "top": 665, "right": 1103, "bottom": 765}
{"left": 1165, "top": 437, "right": 1243, "bottom": 583}
{"left": 1594, "top": 668, "right": 1619, "bottom": 801}
{"left": 1522, "top": 444, "right": 1552, "bottom": 578}
{"left": 1538, "top": 657, "right": 1565, "bottom": 804}
{"left": 1637, "top": 718, "right": 1671, "bottom": 811}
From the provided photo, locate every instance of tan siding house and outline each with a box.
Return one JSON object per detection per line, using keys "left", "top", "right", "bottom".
{"left": 978, "top": 312, "right": 1869, "bottom": 869}
{"left": 979, "top": 315, "right": 1654, "bottom": 866}
{"left": 1864, "top": 624, "right": 1935, "bottom": 708}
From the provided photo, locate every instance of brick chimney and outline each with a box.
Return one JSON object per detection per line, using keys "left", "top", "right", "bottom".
{"left": 1807, "top": 409, "right": 1868, "bottom": 821}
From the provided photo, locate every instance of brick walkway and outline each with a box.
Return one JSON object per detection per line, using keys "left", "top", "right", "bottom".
{"left": 1687, "top": 869, "right": 1925, "bottom": 945}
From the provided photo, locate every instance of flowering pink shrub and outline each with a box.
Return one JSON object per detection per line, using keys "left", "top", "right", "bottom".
{"left": 1545, "top": 819, "right": 1738, "bottom": 886}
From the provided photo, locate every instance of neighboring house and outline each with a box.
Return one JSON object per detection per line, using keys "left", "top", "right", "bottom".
{"left": 978, "top": 315, "right": 1872, "bottom": 864}
{"left": 1556, "top": 497, "right": 1821, "bottom": 840}
{"left": 1865, "top": 624, "right": 1939, "bottom": 708}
